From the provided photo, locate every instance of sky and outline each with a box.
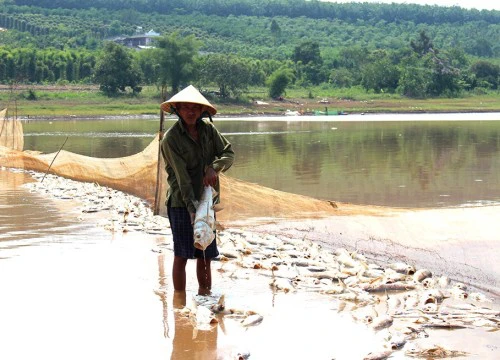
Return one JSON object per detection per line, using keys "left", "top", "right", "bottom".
{"left": 322, "top": 1, "right": 500, "bottom": 11}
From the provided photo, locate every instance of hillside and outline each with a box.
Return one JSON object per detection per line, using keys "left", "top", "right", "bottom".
{"left": 0, "top": 0, "right": 499, "bottom": 102}
{"left": 1, "top": 0, "right": 499, "bottom": 59}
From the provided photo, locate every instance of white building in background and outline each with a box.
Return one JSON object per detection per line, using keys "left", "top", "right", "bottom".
{"left": 113, "top": 29, "right": 160, "bottom": 49}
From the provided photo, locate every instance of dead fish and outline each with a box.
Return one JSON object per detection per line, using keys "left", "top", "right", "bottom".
{"left": 234, "top": 352, "right": 251, "bottom": 360}
{"left": 420, "top": 289, "right": 445, "bottom": 305}
{"left": 277, "top": 244, "right": 296, "bottom": 252}
{"left": 351, "top": 251, "right": 368, "bottom": 262}
{"left": 361, "top": 282, "right": 416, "bottom": 293}
{"left": 363, "top": 268, "right": 385, "bottom": 279}
{"left": 389, "top": 332, "right": 407, "bottom": 350}
{"left": 403, "top": 293, "right": 420, "bottom": 310}
{"left": 307, "top": 265, "right": 327, "bottom": 273}
{"left": 338, "top": 291, "right": 379, "bottom": 305}
{"left": 472, "top": 318, "right": 498, "bottom": 328}
{"left": 291, "top": 259, "right": 317, "bottom": 267}
{"left": 306, "top": 270, "right": 346, "bottom": 281}
{"left": 341, "top": 264, "right": 366, "bottom": 277}
{"left": 320, "top": 282, "right": 347, "bottom": 295}
{"left": 383, "top": 268, "right": 408, "bottom": 283}
{"left": 413, "top": 268, "right": 432, "bottom": 282}
{"left": 388, "top": 262, "right": 416, "bottom": 275}
{"left": 402, "top": 326, "right": 429, "bottom": 339}
{"left": 386, "top": 294, "right": 403, "bottom": 314}
{"left": 344, "top": 274, "right": 375, "bottom": 286}
{"left": 371, "top": 315, "right": 394, "bottom": 331}
{"left": 363, "top": 350, "right": 393, "bottom": 360}
{"left": 420, "top": 302, "right": 439, "bottom": 313}
{"left": 453, "top": 282, "right": 468, "bottom": 291}
{"left": 352, "top": 306, "right": 378, "bottom": 325}
{"left": 269, "top": 277, "right": 294, "bottom": 293}
{"left": 337, "top": 301, "right": 348, "bottom": 313}
{"left": 193, "top": 186, "right": 217, "bottom": 250}
{"left": 422, "top": 322, "right": 469, "bottom": 330}
{"left": 210, "top": 294, "right": 226, "bottom": 313}
{"left": 421, "top": 277, "right": 437, "bottom": 289}
{"left": 447, "top": 287, "right": 468, "bottom": 300}
{"left": 335, "top": 248, "right": 360, "bottom": 268}
{"left": 195, "top": 305, "right": 218, "bottom": 331}
{"left": 283, "top": 249, "right": 305, "bottom": 259}
{"left": 405, "top": 345, "right": 469, "bottom": 358}
{"left": 444, "top": 303, "right": 476, "bottom": 312}
{"left": 470, "top": 307, "right": 500, "bottom": 317}
{"left": 241, "top": 314, "right": 263, "bottom": 327}
{"left": 179, "top": 298, "right": 218, "bottom": 334}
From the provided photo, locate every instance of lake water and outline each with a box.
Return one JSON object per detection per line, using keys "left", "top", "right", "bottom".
{"left": 21, "top": 113, "right": 500, "bottom": 208}
{"left": 2, "top": 114, "right": 500, "bottom": 360}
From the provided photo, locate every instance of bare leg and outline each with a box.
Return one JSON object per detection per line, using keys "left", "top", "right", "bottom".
{"left": 197, "top": 258, "right": 212, "bottom": 294}
{"left": 172, "top": 290, "right": 187, "bottom": 309}
{"left": 172, "top": 256, "right": 188, "bottom": 291}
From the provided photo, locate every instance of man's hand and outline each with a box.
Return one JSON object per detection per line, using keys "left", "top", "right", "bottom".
{"left": 190, "top": 212, "right": 195, "bottom": 225}
{"left": 203, "top": 166, "right": 218, "bottom": 187}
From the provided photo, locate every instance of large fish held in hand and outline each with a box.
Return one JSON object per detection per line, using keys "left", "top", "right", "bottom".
{"left": 193, "top": 186, "right": 219, "bottom": 250}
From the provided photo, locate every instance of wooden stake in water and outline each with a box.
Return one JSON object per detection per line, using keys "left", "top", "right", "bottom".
{"left": 41, "top": 136, "right": 68, "bottom": 183}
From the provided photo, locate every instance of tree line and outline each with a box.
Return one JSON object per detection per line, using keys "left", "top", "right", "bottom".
{"left": 0, "top": 47, "right": 95, "bottom": 83}
{"left": 0, "top": 0, "right": 498, "bottom": 99}
{"left": 10, "top": 0, "right": 500, "bottom": 25}
{"left": 1, "top": 1, "right": 498, "bottom": 60}
{"left": 0, "top": 31, "right": 498, "bottom": 98}
{"left": 97, "top": 31, "right": 499, "bottom": 98}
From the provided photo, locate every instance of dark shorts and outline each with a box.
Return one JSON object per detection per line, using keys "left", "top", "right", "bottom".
{"left": 167, "top": 206, "right": 219, "bottom": 259}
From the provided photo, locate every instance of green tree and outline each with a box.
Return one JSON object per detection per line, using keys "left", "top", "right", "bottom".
{"left": 270, "top": 19, "right": 281, "bottom": 45}
{"left": 94, "top": 42, "right": 142, "bottom": 95}
{"left": 292, "top": 41, "right": 325, "bottom": 85}
{"left": 410, "top": 30, "right": 435, "bottom": 56}
{"left": 470, "top": 60, "right": 499, "bottom": 89}
{"left": 361, "top": 57, "right": 400, "bottom": 93}
{"left": 397, "top": 56, "right": 431, "bottom": 98}
{"left": 199, "top": 54, "right": 252, "bottom": 98}
{"left": 292, "top": 40, "right": 322, "bottom": 66}
{"left": 268, "top": 68, "right": 293, "bottom": 98}
{"left": 136, "top": 49, "right": 160, "bottom": 85}
{"left": 155, "top": 33, "right": 201, "bottom": 95}
{"left": 329, "top": 67, "right": 355, "bottom": 88}
{"left": 469, "top": 39, "right": 494, "bottom": 58}
{"left": 427, "top": 52, "right": 461, "bottom": 96}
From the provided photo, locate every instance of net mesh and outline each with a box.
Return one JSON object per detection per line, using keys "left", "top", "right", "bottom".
{"left": 0, "top": 110, "right": 352, "bottom": 222}
{"left": 0, "top": 109, "right": 24, "bottom": 151}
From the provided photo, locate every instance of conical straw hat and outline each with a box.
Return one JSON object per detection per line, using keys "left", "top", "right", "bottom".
{"left": 160, "top": 85, "right": 217, "bottom": 116}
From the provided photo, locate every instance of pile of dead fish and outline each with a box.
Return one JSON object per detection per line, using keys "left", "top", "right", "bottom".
{"left": 22, "top": 170, "right": 499, "bottom": 359}
{"left": 215, "top": 229, "right": 499, "bottom": 359}
{"left": 23, "top": 171, "right": 170, "bottom": 236}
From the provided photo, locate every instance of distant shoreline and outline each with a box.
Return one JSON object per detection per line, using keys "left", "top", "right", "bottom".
{"left": 16, "top": 111, "right": 500, "bottom": 122}
{"left": 2, "top": 84, "right": 499, "bottom": 118}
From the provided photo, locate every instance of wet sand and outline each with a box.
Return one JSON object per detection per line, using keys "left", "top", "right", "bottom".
{"left": 1, "top": 168, "right": 499, "bottom": 359}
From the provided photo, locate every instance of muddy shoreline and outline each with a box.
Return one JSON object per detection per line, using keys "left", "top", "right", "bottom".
{"left": 2, "top": 167, "right": 499, "bottom": 359}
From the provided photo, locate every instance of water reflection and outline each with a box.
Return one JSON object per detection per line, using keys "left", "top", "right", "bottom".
{"left": 21, "top": 117, "right": 500, "bottom": 208}
{"left": 171, "top": 291, "right": 218, "bottom": 360}
{"left": 0, "top": 169, "right": 86, "bottom": 248}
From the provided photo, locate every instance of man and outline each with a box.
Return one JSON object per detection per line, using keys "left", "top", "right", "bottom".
{"left": 160, "top": 85, "right": 234, "bottom": 294}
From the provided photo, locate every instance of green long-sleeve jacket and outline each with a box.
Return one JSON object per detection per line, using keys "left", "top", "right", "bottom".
{"left": 161, "top": 118, "right": 234, "bottom": 214}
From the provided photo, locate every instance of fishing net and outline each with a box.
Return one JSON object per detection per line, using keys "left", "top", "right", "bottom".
{"left": 0, "top": 110, "right": 346, "bottom": 222}
{"left": 0, "top": 108, "right": 24, "bottom": 151}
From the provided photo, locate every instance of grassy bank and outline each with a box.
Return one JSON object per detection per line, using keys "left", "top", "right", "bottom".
{"left": 1, "top": 85, "right": 499, "bottom": 118}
